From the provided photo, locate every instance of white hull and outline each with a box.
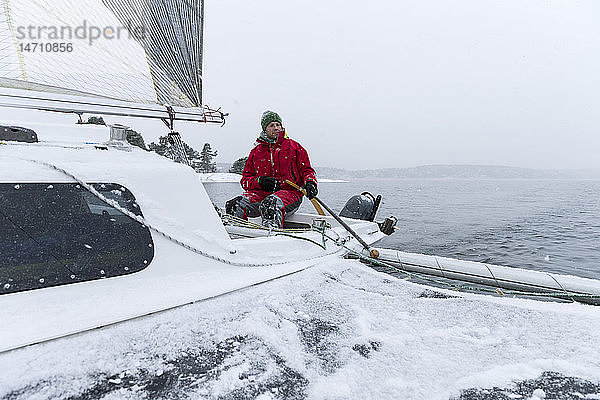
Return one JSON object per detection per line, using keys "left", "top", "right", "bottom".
{"left": 368, "top": 248, "right": 600, "bottom": 304}
{"left": 0, "top": 118, "right": 384, "bottom": 353}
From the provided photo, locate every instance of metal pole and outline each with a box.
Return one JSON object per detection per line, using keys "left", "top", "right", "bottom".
{"left": 312, "top": 196, "right": 371, "bottom": 251}
{"left": 283, "top": 179, "right": 372, "bottom": 252}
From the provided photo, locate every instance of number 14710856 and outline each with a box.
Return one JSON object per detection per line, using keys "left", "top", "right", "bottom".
{"left": 19, "top": 42, "right": 73, "bottom": 53}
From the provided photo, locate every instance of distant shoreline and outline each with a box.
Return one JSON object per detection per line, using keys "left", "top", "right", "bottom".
{"left": 208, "top": 164, "right": 600, "bottom": 181}
{"left": 198, "top": 173, "right": 348, "bottom": 183}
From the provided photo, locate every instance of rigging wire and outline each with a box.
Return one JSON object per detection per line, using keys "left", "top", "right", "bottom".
{"left": 326, "top": 232, "right": 600, "bottom": 303}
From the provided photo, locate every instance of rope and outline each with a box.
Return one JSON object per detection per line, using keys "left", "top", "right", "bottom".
{"left": 434, "top": 257, "right": 448, "bottom": 280}
{"left": 546, "top": 272, "right": 576, "bottom": 303}
{"left": 483, "top": 263, "right": 505, "bottom": 296}
{"left": 219, "top": 212, "right": 328, "bottom": 249}
{"left": 315, "top": 231, "right": 600, "bottom": 303}
{"left": 274, "top": 232, "right": 327, "bottom": 250}
{"left": 208, "top": 201, "right": 591, "bottom": 304}
{"left": 221, "top": 213, "right": 312, "bottom": 234}
{"left": 2, "top": 0, "right": 27, "bottom": 80}
{"left": 8, "top": 157, "right": 597, "bottom": 304}
{"left": 19, "top": 157, "right": 340, "bottom": 268}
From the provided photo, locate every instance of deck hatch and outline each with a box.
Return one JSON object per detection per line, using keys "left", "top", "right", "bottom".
{"left": 0, "top": 183, "right": 154, "bottom": 294}
{"left": 0, "top": 126, "right": 38, "bottom": 143}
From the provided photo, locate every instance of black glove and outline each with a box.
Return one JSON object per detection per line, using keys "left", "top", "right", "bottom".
{"left": 304, "top": 181, "right": 318, "bottom": 199}
{"left": 225, "top": 195, "right": 242, "bottom": 215}
{"left": 258, "top": 176, "right": 280, "bottom": 192}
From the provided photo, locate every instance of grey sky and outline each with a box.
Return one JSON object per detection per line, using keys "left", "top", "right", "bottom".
{"left": 8, "top": 0, "right": 600, "bottom": 170}
{"left": 181, "top": 0, "right": 599, "bottom": 170}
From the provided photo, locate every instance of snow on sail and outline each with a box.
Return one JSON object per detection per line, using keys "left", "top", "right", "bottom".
{"left": 0, "top": 0, "right": 222, "bottom": 122}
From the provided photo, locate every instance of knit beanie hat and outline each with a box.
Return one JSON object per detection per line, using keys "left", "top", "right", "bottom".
{"left": 261, "top": 110, "right": 282, "bottom": 132}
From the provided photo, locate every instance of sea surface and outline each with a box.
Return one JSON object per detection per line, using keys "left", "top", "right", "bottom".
{"left": 204, "top": 178, "right": 600, "bottom": 280}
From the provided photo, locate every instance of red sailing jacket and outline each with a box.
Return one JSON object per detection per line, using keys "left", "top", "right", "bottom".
{"left": 241, "top": 130, "right": 317, "bottom": 192}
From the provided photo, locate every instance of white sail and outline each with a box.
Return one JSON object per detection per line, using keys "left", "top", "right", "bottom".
{"left": 0, "top": 0, "right": 219, "bottom": 121}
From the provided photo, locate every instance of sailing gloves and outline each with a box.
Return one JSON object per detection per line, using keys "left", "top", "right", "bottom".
{"left": 225, "top": 195, "right": 243, "bottom": 215}
{"left": 259, "top": 176, "right": 280, "bottom": 192}
{"left": 304, "top": 181, "right": 318, "bottom": 199}
{"left": 259, "top": 177, "right": 317, "bottom": 198}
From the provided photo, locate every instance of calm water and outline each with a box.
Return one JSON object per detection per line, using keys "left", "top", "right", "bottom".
{"left": 204, "top": 179, "right": 600, "bottom": 280}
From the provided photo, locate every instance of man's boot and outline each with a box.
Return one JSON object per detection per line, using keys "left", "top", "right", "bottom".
{"left": 260, "top": 195, "right": 283, "bottom": 228}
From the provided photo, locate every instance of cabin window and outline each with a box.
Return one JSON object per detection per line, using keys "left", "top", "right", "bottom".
{"left": 0, "top": 183, "right": 154, "bottom": 294}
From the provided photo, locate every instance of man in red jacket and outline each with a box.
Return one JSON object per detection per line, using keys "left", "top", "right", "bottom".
{"left": 226, "top": 110, "right": 318, "bottom": 228}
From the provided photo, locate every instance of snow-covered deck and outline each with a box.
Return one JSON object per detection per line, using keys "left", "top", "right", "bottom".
{"left": 1, "top": 260, "right": 599, "bottom": 399}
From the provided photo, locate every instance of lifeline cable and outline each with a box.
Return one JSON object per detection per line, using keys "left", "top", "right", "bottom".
{"left": 235, "top": 210, "right": 600, "bottom": 303}
{"left": 16, "top": 157, "right": 344, "bottom": 268}
{"left": 314, "top": 230, "right": 600, "bottom": 304}
{"left": 10, "top": 156, "right": 589, "bottom": 302}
